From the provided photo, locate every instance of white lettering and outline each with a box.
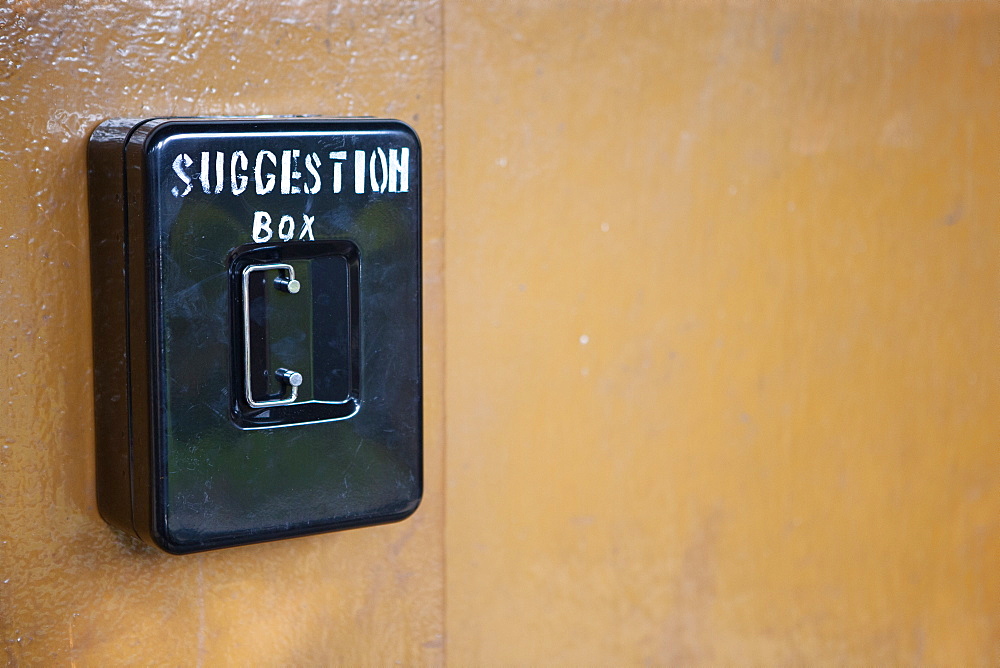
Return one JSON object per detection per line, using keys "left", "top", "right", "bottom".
{"left": 171, "top": 153, "right": 193, "bottom": 197}
{"left": 278, "top": 214, "right": 295, "bottom": 242}
{"left": 255, "top": 151, "right": 277, "bottom": 195}
{"left": 178, "top": 146, "right": 409, "bottom": 199}
{"left": 370, "top": 147, "right": 388, "bottom": 193}
{"left": 354, "top": 150, "right": 365, "bottom": 194}
{"left": 329, "top": 151, "right": 347, "bottom": 193}
{"left": 231, "top": 151, "right": 248, "bottom": 195}
{"left": 304, "top": 152, "right": 322, "bottom": 194}
{"left": 214, "top": 152, "right": 224, "bottom": 193}
{"left": 389, "top": 147, "right": 409, "bottom": 193}
{"left": 299, "top": 214, "right": 315, "bottom": 241}
{"left": 280, "top": 149, "right": 302, "bottom": 195}
{"left": 252, "top": 211, "right": 273, "bottom": 242}
{"left": 200, "top": 152, "right": 212, "bottom": 194}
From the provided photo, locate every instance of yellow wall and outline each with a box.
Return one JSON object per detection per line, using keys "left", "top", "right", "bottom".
{"left": 1, "top": 0, "right": 997, "bottom": 664}
{"left": 444, "top": 1, "right": 998, "bottom": 663}
{"left": 0, "top": 1, "right": 445, "bottom": 663}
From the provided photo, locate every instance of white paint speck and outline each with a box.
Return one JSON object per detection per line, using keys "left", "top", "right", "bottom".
{"left": 496, "top": 156, "right": 508, "bottom": 167}
{"left": 600, "top": 222, "right": 610, "bottom": 232}
{"left": 579, "top": 334, "right": 589, "bottom": 345}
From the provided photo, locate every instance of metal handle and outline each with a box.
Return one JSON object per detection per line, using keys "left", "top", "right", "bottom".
{"left": 242, "top": 263, "right": 303, "bottom": 408}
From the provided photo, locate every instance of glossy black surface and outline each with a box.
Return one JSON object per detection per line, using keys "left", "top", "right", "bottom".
{"left": 89, "top": 118, "right": 422, "bottom": 553}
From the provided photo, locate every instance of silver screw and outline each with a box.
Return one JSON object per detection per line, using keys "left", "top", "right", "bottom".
{"left": 274, "top": 276, "right": 302, "bottom": 295}
{"left": 275, "top": 368, "right": 303, "bottom": 387}
{"left": 274, "top": 276, "right": 300, "bottom": 294}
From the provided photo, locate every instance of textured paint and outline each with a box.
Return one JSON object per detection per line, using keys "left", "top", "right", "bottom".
{"left": 0, "top": 0, "right": 444, "bottom": 664}
{"left": 444, "top": 1, "right": 998, "bottom": 664}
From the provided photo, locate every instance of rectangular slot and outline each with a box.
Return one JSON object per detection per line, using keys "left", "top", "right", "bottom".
{"left": 229, "top": 240, "right": 360, "bottom": 429}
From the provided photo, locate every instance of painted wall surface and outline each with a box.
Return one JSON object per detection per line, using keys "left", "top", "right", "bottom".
{"left": 1, "top": 0, "right": 998, "bottom": 665}
{"left": 0, "top": 0, "right": 444, "bottom": 664}
{"left": 444, "top": 1, "right": 998, "bottom": 664}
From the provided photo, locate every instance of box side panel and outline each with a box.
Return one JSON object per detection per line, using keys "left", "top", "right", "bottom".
{"left": 88, "top": 119, "right": 143, "bottom": 538}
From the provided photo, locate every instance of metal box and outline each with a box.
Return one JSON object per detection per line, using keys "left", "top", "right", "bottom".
{"left": 88, "top": 117, "right": 422, "bottom": 553}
